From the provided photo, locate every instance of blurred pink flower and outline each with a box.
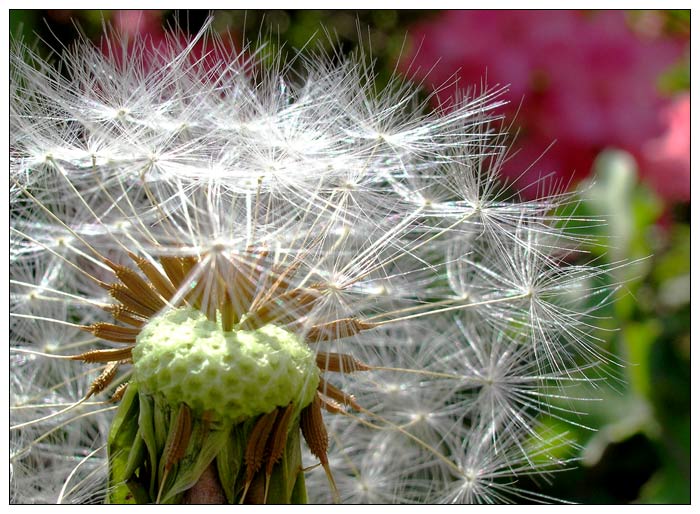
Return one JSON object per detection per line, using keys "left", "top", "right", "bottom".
{"left": 403, "top": 10, "right": 687, "bottom": 200}
{"left": 101, "top": 10, "right": 166, "bottom": 66}
{"left": 640, "top": 93, "right": 690, "bottom": 202}
{"left": 103, "top": 11, "right": 239, "bottom": 74}
{"left": 112, "top": 9, "right": 164, "bottom": 38}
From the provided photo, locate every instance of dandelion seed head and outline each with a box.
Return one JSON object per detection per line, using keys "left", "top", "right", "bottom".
{"left": 10, "top": 19, "right": 621, "bottom": 504}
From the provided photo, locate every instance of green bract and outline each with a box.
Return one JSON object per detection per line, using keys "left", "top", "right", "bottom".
{"left": 131, "top": 307, "right": 319, "bottom": 421}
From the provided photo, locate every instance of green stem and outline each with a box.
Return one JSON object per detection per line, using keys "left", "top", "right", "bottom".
{"left": 107, "top": 386, "right": 308, "bottom": 504}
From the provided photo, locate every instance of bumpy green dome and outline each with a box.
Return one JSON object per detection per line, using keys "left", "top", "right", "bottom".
{"left": 131, "top": 307, "right": 319, "bottom": 421}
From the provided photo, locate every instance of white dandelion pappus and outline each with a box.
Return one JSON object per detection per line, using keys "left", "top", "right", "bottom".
{"left": 10, "top": 19, "right": 618, "bottom": 504}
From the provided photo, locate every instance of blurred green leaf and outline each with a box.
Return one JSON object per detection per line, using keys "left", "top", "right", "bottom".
{"left": 527, "top": 417, "right": 578, "bottom": 465}
{"left": 659, "top": 54, "right": 690, "bottom": 93}
{"left": 10, "top": 10, "right": 39, "bottom": 40}
{"left": 621, "top": 320, "right": 661, "bottom": 399}
{"left": 652, "top": 224, "right": 690, "bottom": 307}
{"left": 638, "top": 458, "right": 690, "bottom": 504}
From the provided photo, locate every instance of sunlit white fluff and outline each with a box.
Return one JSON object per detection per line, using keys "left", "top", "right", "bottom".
{"left": 10, "top": 19, "right": 618, "bottom": 504}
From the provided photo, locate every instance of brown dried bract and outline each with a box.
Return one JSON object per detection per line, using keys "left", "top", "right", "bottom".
{"left": 83, "top": 322, "right": 141, "bottom": 343}
{"left": 265, "top": 403, "right": 295, "bottom": 476}
{"left": 70, "top": 346, "right": 135, "bottom": 363}
{"left": 104, "top": 304, "right": 146, "bottom": 327}
{"left": 163, "top": 403, "right": 193, "bottom": 474}
{"left": 107, "top": 283, "right": 159, "bottom": 317}
{"left": 86, "top": 361, "right": 121, "bottom": 398}
{"left": 158, "top": 256, "right": 186, "bottom": 288}
{"left": 317, "top": 378, "right": 361, "bottom": 411}
{"left": 105, "top": 260, "right": 166, "bottom": 313}
{"left": 305, "top": 318, "right": 375, "bottom": 342}
{"left": 318, "top": 395, "right": 345, "bottom": 414}
{"left": 109, "top": 382, "right": 129, "bottom": 403}
{"left": 315, "top": 352, "right": 372, "bottom": 373}
{"left": 300, "top": 394, "right": 328, "bottom": 465}
{"left": 129, "top": 252, "right": 176, "bottom": 298}
{"left": 300, "top": 393, "right": 339, "bottom": 502}
{"left": 244, "top": 408, "right": 279, "bottom": 483}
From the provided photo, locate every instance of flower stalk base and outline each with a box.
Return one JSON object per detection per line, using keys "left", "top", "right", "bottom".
{"left": 107, "top": 385, "right": 308, "bottom": 504}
